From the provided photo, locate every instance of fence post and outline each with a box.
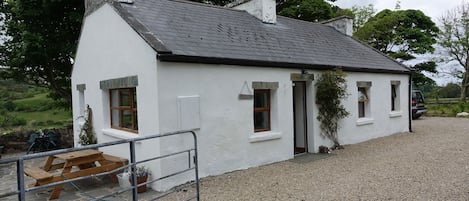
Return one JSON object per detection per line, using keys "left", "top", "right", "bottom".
{"left": 192, "top": 131, "right": 200, "bottom": 201}
{"left": 17, "top": 158, "right": 25, "bottom": 201}
{"left": 130, "top": 141, "right": 138, "bottom": 201}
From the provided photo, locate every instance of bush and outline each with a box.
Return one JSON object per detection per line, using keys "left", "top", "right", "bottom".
{"left": 3, "top": 100, "right": 16, "bottom": 111}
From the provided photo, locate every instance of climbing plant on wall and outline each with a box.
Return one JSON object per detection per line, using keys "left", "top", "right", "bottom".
{"left": 315, "top": 69, "right": 349, "bottom": 149}
{"left": 78, "top": 105, "right": 97, "bottom": 145}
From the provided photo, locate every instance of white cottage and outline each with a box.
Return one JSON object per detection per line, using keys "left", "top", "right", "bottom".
{"left": 72, "top": 0, "right": 411, "bottom": 191}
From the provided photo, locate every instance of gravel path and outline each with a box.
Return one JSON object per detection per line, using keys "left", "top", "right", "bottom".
{"left": 166, "top": 117, "right": 469, "bottom": 200}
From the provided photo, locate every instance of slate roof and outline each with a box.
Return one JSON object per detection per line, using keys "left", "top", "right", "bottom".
{"left": 110, "top": 0, "right": 410, "bottom": 73}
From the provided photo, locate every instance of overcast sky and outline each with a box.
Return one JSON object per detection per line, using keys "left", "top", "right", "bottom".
{"left": 334, "top": 0, "right": 465, "bottom": 85}
{"left": 334, "top": 0, "right": 463, "bottom": 23}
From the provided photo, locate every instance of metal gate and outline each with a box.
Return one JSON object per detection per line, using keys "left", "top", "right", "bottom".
{"left": 0, "top": 129, "right": 199, "bottom": 201}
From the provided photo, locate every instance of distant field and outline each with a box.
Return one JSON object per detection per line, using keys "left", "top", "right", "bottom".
{"left": 425, "top": 98, "right": 459, "bottom": 104}
{"left": 14, "top": 110, "right": 71, "bottom": 127}
{"left": 426, "top": 100, "right": 469, "bottom": 117}
{"left": 1, "top": 92, "right": 72, "bottom": 132}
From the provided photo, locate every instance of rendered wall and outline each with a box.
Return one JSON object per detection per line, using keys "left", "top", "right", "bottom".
{"left": 310, "top": 72, "right": 410, "bottom": 152}
{"left": 71, "top": 3, "right": 161, "bottom": 180}
{"left": 72, "top": 3, "right": 410, "bottom": 192}
{"left": 154, "top": 62, "right": 410, "bottom": 190}
{"left": 155, "top": 62, "right": 298, "bottom": 190}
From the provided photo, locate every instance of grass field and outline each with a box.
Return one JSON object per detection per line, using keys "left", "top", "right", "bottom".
{"left": 426, "top": 101, "right": 469, "bottom": 117}
{"left": 1, "top": 93, "right": 72, "bottom": 132}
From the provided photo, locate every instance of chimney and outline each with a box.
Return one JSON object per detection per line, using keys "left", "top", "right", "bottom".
{"left": 322, "top": 16, "right": 353, "bottom": 36}
{"left": 228, "top": 0, "right": 277, "bottom": 24}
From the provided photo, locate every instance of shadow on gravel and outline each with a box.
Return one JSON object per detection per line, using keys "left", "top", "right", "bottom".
{"left": 289, "top": 153, "right": 335, "bottom": 164}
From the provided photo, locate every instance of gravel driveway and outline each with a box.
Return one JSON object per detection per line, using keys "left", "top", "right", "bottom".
{"left": 166, "top": 117, "right": 469, "bottom": 200}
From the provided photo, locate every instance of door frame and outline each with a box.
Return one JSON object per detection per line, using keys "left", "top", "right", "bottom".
{"left": 293, "top": 81, "right": 308, "bottom": 155}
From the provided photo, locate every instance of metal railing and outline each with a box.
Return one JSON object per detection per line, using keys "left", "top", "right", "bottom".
{"left": 0, "top": 129, "right": 199, "bottom": 201}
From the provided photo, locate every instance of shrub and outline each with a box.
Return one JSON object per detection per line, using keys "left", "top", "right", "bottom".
{"left": 3, "top": 100, "right": 16, "bottom": 111}
{"left": 315, "top": 69, "right": 349, "bottom": 149}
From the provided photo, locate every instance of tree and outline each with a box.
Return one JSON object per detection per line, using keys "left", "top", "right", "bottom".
{"left": 439, "top": 83, "right": 461, "bottom": 98}
{"left": 315, "top": 69, "right": 349, "bottom": 149}
{"left": 439, "top": 2, "right": 469, "bottom": 101}
{"left": 277, "top": 0, "right": 342, "bottom": 22}
{"left": 354, "top": 9, "right": 440, "bottom": 88}
{"left": 412, "top": 61, "right": 438, "bottom": 89}
{"left": 0, "top": 0, "right": 84, "bottom": 107}
{"left": 350, "top": 4, "right": 376, "bottom": 32}
{"left": 277, "top": 0, "right": 333, "bottom": 22}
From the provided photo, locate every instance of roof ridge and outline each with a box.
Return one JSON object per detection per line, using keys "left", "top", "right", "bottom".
{"left": 277, "top": 15, "right": 323, "bottom": 25}
{"left": 162, "top": 0, "right": 246, "bottom": 12}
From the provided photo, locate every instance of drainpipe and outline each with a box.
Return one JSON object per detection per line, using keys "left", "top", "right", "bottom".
{"left": 408, "top": 73, "right": 412, "bottom": 132}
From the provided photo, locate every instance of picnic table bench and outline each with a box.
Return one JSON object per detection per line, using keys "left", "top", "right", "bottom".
{"left": 23, "top": 149, "right": 128, "bottom": 200}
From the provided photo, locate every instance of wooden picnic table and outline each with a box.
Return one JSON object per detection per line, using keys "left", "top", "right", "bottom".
{"left": 24, "top": 149, "right": 128, "bottom": 200}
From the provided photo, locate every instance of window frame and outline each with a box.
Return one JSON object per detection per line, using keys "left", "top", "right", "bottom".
{"left": 391, "top": 84, "right": 397, "bottom": 111}
{"left": 254, "top": 89, "right": 271, "bottom": 132}
{"left": 109, "top": 87, "right": 138, "bottom": 133}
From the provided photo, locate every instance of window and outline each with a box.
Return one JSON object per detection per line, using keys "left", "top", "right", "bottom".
{"left": 110, "top": 88, "right": 138, "bottom": 132}
{"left": 76, "top": 84, "right": 86, "bottom": 117}
{"left": 391, "top": 81, "right": 400, "bottom": 111}
{"left": 358, "top": 87, "right": 368, "bottom": 118}
{"left": 254, "top": 89, "right": 271, "bottom": 132}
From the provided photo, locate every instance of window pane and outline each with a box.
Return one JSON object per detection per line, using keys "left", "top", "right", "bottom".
{"left": 111, "top": 90, "right": 119, "bottom": 107}
{"left": 121, "top": 110, "right": 132, "bottom": 128}
{"left": 358, "top": 87, "right": 367, "bottom": 102}
{"left": 133, "top": 89, "right": 137, "bottom": 108}
{"left": 111, "top": 109, "right": 119, "bottom": 127}
{"left": 120, "top": 90, "right": 131, "bottom": 106}
{"left": 254, "top": 91, "right": 269, "bottom": 108}
{"left": 254, "top": 111, "right": 269, "bottom": 130}
{"left": 134, "top": 111, "right": 138, "bottom": 130}
{"left": 358, "top": 102, "right": 365, "bottom": 117}
{"left": 109, "top": 87, "right": 138, "bottom": 132}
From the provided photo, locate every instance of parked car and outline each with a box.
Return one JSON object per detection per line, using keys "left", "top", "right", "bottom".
{"left": 412, "top": 90, "right": 427, "bottom": 119}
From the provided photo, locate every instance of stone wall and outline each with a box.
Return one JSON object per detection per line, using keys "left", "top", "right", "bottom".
{"left": 0, "top": 126, "right": 74, "bottom": 153}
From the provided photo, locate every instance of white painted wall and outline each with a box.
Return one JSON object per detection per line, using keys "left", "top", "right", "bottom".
{"left": 310, "top": 72, "right": 410, "bottom": 152}
{"left": 72, "top": 3, "right": 410, "bottom": 192}
{"left": 155, "top": 62, "right": 297, "bottom": 190}
{"left": 71, "top": 3, "right": 162, "bottom": 182}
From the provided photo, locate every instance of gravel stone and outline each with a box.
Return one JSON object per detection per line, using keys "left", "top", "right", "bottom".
{"left": 162, "top": 117, "right": 469, "bottom": 201}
